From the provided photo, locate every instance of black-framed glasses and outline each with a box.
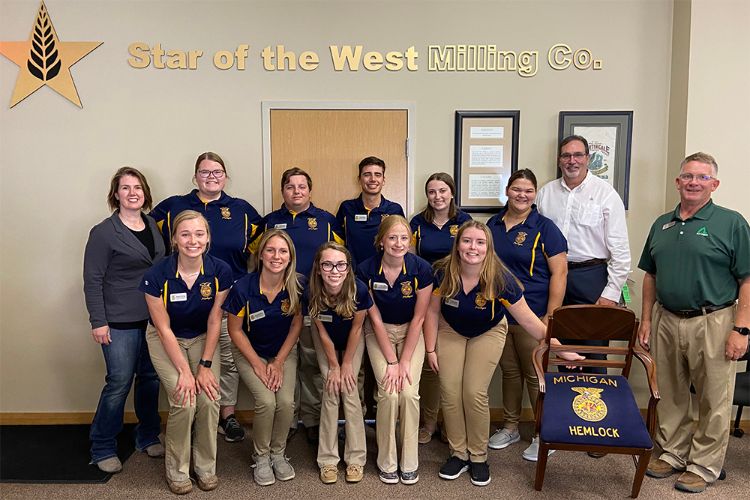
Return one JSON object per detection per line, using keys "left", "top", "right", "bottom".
{"left": 197, "top": 169, "right": 226, "bottom": 179}
{"left": 678, "top": 173, "right": 714, "bottom": 182}
{"left": 559, "top": 152, "right": 588, "bottom": 160}
{"left": 320, "top": 261, "right": 349, "bottom": 272}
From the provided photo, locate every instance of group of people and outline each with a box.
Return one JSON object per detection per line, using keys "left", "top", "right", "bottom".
{"left": 83, "top": 139, "right": 749, "bottom": 495}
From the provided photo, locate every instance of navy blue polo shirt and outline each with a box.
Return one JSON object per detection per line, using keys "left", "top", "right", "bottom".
{"left": 222, "top": 272, "right": 301, "bottom": 359}
{"left": 436, "top": 273, "right": 524, "bottom": 338}
{"left": 140, "top": 254, "right": 232, "bottom": 339}
{"left": 150, "top": 190, "right": 262, "bottom": 281}
{"left": 336, "top": 195, "right": 404, "bottom": 265}
{"left": 487, "top": 205, "right": 567, "bottom": 323}
{"left": 304, "top": 278, "right": 373, "bottom": 351}
{"left": 410, "top": 210, "right": 472, "bottom": 264}
{"left": 252, "top": 203, "right": 344, "bottom": 277}
{"left": 356, "top": 252, "right": 433, "bottom": 325}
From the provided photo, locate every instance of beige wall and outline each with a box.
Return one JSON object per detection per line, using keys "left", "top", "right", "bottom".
{"left": 0, "top": 0, "right": 739, "bottom": 415}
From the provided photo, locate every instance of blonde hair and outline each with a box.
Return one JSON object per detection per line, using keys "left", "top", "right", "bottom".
{"left": 253, "top": 229, "right": 302, "bottom": 316}
{"left": 307, "top": 242, "right": 357, "bottom": 319}
{"left": 434, "top": 220, "right": 522, "bottom": 300}
{"left": 373, "top": 214, "right": 412, "bottom": 251}
{"left": 170, "top": 210, "right": 210, "bottom": 253}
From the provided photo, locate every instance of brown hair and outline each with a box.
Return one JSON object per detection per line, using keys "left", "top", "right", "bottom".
{"left": 253, "top": 229, "right": 302, "bottom": 316}
{"left": 281, "top": 167, "right": 312, "bottom": 191}
{"left": 374, "top": 214, "right": 412, "bottom": 251}
{"left": 170, "top": 210, "right": 211, "bottom": 253}
{"left": 194, "top": 151, "right": 226, "bottom": 175}
{"left": 307, "top": 242, "right": 357, "bottom": 319}
{"left": 681, "top": 152, "right": 719, "bottom": 175}
{"left": 558, "top": 135, "right": 589, "bottom": 156}
{"left": 423, "top": 172, "right": 457, "bottom": 223}
{"left": 506, "top": 168, "right": 538, "bottom": 190}
{"left": 107, "top": 166, "right": 153, "bottom": 212}
{"left": 358, "top": 156, "right": 386, "bottom": 176}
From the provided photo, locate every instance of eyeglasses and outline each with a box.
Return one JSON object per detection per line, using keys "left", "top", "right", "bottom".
{"left": 678, "top": 173, "right": 714, "bottom": 182}
{"left": 559, "top": 152, "right": 588, "bottom": 160}
{"left": 321, "top": 261, "right": 349, "bottom": 272}
{"left": 197, "top": 169, "right": 226, "bottom": 179}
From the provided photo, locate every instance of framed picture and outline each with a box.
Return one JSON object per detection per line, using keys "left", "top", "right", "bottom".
{"left": 558, "top": 111, "right": 633, "bottom": 209}
{"left": 454, "top": 110, "right": 519, "bottom": 213}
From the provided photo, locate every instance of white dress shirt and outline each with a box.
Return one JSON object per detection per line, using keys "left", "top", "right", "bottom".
{"left": 536, "top": 171, "right": 631, "bottom": 302}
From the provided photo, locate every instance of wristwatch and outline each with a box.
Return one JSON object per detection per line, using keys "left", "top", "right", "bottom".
{"left": 198, "top": 359, "right": 213, "bottom": 368}
{"left": 733, "top": 326, "right": 750, "bottom": 336}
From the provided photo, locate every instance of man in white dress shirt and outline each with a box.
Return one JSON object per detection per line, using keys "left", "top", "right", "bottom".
{"left": 536, "top": 135, "right": 631, "bottom": 375}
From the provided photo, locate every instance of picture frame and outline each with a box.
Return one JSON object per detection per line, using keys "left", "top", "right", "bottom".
{"left": 454, "top": 110, "right": 520, "bottom": 213}
{"left": 558, "top": 111, "right": 633, "bottom": 209}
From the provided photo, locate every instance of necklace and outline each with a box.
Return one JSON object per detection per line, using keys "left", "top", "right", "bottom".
{"left": 178, "top": 268, "right": 200, "bottom": 277}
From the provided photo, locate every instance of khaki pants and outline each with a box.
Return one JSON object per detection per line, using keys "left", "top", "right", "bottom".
{"left": 146, "top": 326, "right": 220, "bottom": 483}
{"left": 438, "top": 316, "right": 506, "bottom": 463}
{"left": 499, "top": 324, "right": 540, "bottom": 428}
{"left": 651, "top": 303, "right": 737, "bottom": 482}
{"left": 364, "top": 319, "right": 424, "bottom": 474}
{"left": 233, "top": 344, "right": 298, "bottom": 457}
{"left": 419, "top": 364, "right": 440, "bottom": 428}
{"left": 311, "top": 324, "right": 366, "bottom": 468}
{"left": 294, "top": 323, "right": 323, "bottom": 428}
{"left": 218, "top": 314, "right": 240, "bottom": 406}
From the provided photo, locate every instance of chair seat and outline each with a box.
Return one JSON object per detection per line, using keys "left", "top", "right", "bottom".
{"left": 734, "top": 372, "right": 749, "bottom": 406}
{"left": 540, "top": 373, "right": 652, "bottom": 449}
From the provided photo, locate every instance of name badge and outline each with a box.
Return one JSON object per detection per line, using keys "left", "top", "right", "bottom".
{"left": 274, "top": 223, "right": 287, "bottom": 230}
{"left": 372, "top": 282, "right": 389, "bottom": 291}
{"left": 662, "top": 221, "right": 676, "bottom": 230}
{"left": 249, "top": 310, "right": 266, "bottom": 322}
{"left": 303, "top": 316, "right": 312, "bottom": 326}
{"left": 318, "top": 314, "right": 333, "bottom": 323}
{"left": 354, "top": 214, "right": 368, "bottom": 222}
{"left": 170, "top": 293, "right": 187, "bottom": 302}
{"left": 445, "top": 298, "right": 460, "bottom": 308}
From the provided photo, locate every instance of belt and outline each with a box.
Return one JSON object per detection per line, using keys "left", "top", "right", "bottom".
{"left": 568, "top": 258, "right": 607, "bottom": 270}
{"left": 662, "top": 301, "right": 735, "bottom": 319}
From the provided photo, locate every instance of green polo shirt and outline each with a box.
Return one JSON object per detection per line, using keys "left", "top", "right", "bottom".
{"left": 638, "top": 200, "right": 750, "bottom": 311}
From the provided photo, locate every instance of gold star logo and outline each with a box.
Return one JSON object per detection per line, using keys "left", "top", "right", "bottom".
{"left": 0, "top": 1, "right": 102, "bottom": 108}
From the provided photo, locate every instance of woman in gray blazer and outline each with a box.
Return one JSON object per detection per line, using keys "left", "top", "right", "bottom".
{"left": 83, "top": 167, "right": 166, "bottom": 473}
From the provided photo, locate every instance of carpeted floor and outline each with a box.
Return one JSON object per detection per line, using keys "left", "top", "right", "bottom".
{"left": 1, "top": 422, "right": 748, "bottom": 499}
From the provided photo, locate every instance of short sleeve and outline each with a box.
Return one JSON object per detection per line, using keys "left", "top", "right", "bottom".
{"left": 222, "top": 277, "right": 248, "bottom": 316}
{"left": 503, "top": 275, "right": 525, "bottom": 305}
{"left": 216, "top": 260, "right": 233, "bottom": 291}
{"left": 637, "top": 224, "right": 657, "bottom": 275}
{"left": 139, "top": 265, "right": 162, "bottom": 298}
{"left": 730, "top": 215, "right": 750, "bottom": 279}
{"left": 541, "top": 219, "right": 568, "bottom": 257}
{"left": 355, "top": 279, "right": 373, "bottom": 311}
{"left": 415, "top": 256, "right": 434, "bottom": 290}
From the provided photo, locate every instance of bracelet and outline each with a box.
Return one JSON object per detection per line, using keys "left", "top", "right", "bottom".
{"left": 426, "top": 349, "right": 435, "bottom": 354}
{"left": 387, "top": 359, "right": 398, "bottom": 365}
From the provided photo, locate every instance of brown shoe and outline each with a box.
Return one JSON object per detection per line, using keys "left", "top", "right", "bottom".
{"left": 196, "top": 474, "right": 219, "bottom": 491}
{"left": 587, "top": 452, "right": 607, "bottom": 459}
{"left": 418, "top": 427, "right": 433, "bottom": 444}
{"left": 320, "top": 464, "right": 338, "bottom": 484}
{"left": 345, "top": 464, "right": 364, "bottom": 483}
{"left": 675, "top": 472, "right": 707, "bottom": 493}
{"left": 647, "top": 458, "right": 681, "bottom": 479}
{"left": 167, "top": 479, "right": 193, "bottom": 495}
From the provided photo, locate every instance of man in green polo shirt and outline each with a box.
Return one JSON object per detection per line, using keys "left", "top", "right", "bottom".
{"left": 637, "top": 152, "right": 750, "bottom": 494}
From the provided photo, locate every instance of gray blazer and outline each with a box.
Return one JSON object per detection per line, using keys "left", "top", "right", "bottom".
{"left": 83, "top": 212, "right": 166, "bottom": 328}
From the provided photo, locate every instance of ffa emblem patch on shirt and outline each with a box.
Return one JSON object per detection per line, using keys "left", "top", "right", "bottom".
{"left": 400, "top": 281, "right": 413, "bottom": 298}
{"left": 474, "top": 294, "right": 487, "bottom": 309}
{"left": 200, "top": 282, "right": 213, "bottom": 300}
{"left": 307, "top": 218, "right": 318, "bottom": 230}
{"left": 280, "top": 298, "right": 291, "bottom": 314}
{"left": 220, "top": 207, "right": 232, "bottom": 220}
{"left": 572, "top": 387, "right": 607, "bottom": 422}
{"left": 514, "top": 232, "right": 527, "bottom": 246}
{"left": 449, "top": 225, "right": 458, "bottom": 237}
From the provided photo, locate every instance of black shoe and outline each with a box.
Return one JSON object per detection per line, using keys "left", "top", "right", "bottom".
{"left": 305, "top": 425, "right": 319, "bottom": 444}
{"left": 218, "top": 414, "right": 245, "bottom": 442}
{"left": 287, "top": 426, "right": 298, "bottom": 441}
{"left": 438, "top": 456, "right": 469, "bottom": 480}
{"left": 469, "top": 461, "right": 491, "bottom": 486}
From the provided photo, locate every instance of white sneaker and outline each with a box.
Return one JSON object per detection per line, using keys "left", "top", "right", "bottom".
{"left": 522, "top": 437, "right": 556, "bottom": 462}
{"left": 488, "top": 428, "right": 520, "bottom": 450}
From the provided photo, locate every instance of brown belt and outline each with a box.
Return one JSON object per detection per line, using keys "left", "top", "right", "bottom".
{"left": 662, "top": 301, "right": 735, "bottom": 319}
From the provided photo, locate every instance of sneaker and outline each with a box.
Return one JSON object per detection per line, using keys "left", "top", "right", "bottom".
{"left": 379, "top": 469, "right": 399, "bottom": 484}
{"left": 167, "top": 478, "right": 193, "bottom": 495}
{"left": 218, "top": 414, "right": 245, "bottom": 442}
{"left": 522, "top": 437, "right": 556, "bottom": 462}
{"left": 271, "top": 453, "right": 296, "bottom": 481}
{"left": 252, "top": 455, "right": 275, "bottom": 486}
{"left": 96, "top": 456, "right": 122, "bottom": 473}
{"left": 320, "top": 464, "right": 338, "bottom": 484}
{"left": 145, "top": 442, "right": 165, "bottom": 458}
{"left": 418, "top": 427, "right": 434, "bottom": 444}
{"left": 488, "top": 428, "right": 520, "bottom": 450}
{"left": 345, "top": 464, "right": 364, "bottom": 483}
{"left": 400, "top": 469, "right": 419, "bottom": 485}
{"left": 438, "top": 456, "right": 469, "bottom": 480}
{"left": 646, "top": 457, "right": 682, "bottom": 479}
{"left": 675, "top": 471, "right": 708, "bottom": 493}
{"left": 196, "top": 474, "right": 219, "bottom": 491}
{"left": 469, "top": 461, "right": 491, "bottom": 486}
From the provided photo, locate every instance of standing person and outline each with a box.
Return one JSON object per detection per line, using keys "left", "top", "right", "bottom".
{"left": 409, "top": 172, "right": 471, "bottom": 444}
{"left": 223, "top": 230, "right": 303, "bottom": 486}
{"left": 141, "top": 211, "right": 231, "bottom": 494}
{"left": 252, "top": 167, "right": 344, "bottom": 443}
{"left": 150, "top": 152, "right": 261, "bottom": 444}
{"left": 638, "top": 152, "right": 750, "bottom": 493}
{"left": 84, "top": 167, "right": 166, "bottom": 473}
{"left": 536, "top": 135, "right": 631, "bottom": 375}
{"left": 356, "top": 215, "right": 433, "bottom": 485}
{"left": 424, "top": 221, "right": 580, "bottom": 487}
{"left": 486, "top": 169, "right": 567, "bottom": 460}
{"left": 306, "top": 242, "right": 371, "bottom": 484}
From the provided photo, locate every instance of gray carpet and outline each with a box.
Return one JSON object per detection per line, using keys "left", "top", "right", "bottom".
{"left": 1, "top": 422, "right": 748, "bottom": 499}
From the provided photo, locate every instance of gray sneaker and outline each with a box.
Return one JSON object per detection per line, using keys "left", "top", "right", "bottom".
{"left": 252, "top": 455, "right": 275, "bottom": 486}
{"left": 271, "top": 453, "right": 296, "bottom": 481}
{"left": 522, "top": 437, "right": 556, "bottom": 462}
{"left": 96, "top": 456, "right": 122, "bottom": 473}
{"left": 488, "top": 428, "right": 520, "bottom": 450}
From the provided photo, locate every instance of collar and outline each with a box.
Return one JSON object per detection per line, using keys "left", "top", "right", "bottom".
{"left": 358, "top": 194, "right": 385, "bottom": 212}
{"left": 377, "top": 254, "right": 408, "bottom": 277}
{"left": 279, "top": 202, "right": 315, "bottom": 217}
{"left": 190, "top": 189, "right": 228, "bottom": 206}
{"left": 168, "top": 253, "right": 208, "bottom": 279}
{"left": 559, "top": 170, "right": 591, "bottom": 192}
{"left": 494, "top": 205, "right": 540, "bottom": 228}
{"left": 673, "top": 199, "right": 715, "bottom": 221}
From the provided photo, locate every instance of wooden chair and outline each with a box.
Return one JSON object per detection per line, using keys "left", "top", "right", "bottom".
{"left": 531, "top": 305, "right": 660, "bottom": 498}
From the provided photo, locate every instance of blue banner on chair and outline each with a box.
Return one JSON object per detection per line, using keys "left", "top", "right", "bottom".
{"left": 540, "top": 373, "right": 652, "bottom": 448}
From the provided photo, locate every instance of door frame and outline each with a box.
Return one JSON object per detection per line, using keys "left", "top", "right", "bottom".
{"left": 261, "top": 101, "right": 416, "bottom": 216}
